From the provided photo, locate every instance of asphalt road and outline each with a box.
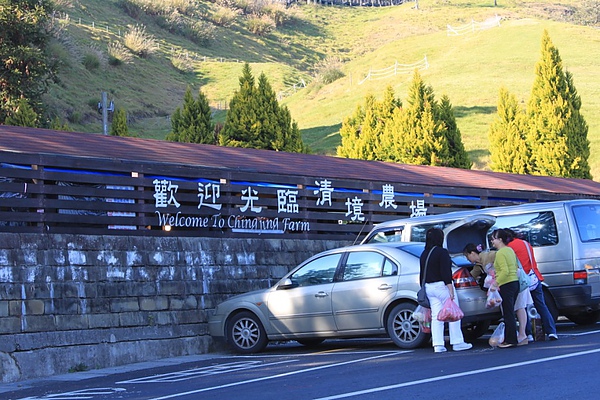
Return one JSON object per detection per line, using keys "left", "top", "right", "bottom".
{"left": 2, "top": 319, "right": 599, "bottom": 400}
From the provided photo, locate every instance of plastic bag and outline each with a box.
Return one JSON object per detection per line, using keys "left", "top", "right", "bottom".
{"left": 486, "top": 288, "right": 503, "bottom": 309}
{"left": 437, "top": 298, "right": 464, "bottom": 322}
{"left": 489, "top": 322, "right": 505, "bottom": 347}
{"left": 483, "top": 268, "right": 497, "bottom": 289}
{"left": 413, "top": 305, "right": 429, "bottom": 323}
{"left": 413, "top": 305, "right": 431, "bottom": 333}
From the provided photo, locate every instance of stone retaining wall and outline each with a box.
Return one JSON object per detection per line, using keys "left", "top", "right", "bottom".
{"left": 0, "top": 233, "right": 349, "bottom": 383}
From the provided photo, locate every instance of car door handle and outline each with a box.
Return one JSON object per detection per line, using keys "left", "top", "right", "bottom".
{"left": 378, "top": 284, "right": 393, "bottom": 291}
{"left": 315, "top": 291, "right": 329, "bottom": 298}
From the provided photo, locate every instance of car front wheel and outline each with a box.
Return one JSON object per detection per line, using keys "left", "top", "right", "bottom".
{"left": 226, "top": 311, "right": 268, "bottom": 354}
{"left": 386, "top": 302, "right": 429, "bottom": 349}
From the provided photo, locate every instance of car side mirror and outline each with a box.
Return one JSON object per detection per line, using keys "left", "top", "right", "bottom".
{"left": 277, "top": 278, "right": 296, "bottom": 290}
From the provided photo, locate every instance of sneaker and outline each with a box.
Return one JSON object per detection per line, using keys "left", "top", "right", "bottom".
{"left": 548, "top": 333, "right": 559, "bottom": 341}
{"left": 527, "top": 334, "right": 534, "bottom": 342}
{"left": 434, "top": 346, "right": 447, "bottom": 353}
{"left": 452, "top": 342, "right": 473, "bottom": 352}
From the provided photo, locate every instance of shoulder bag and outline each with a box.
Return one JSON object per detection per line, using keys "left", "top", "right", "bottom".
{"left": 524, "top": 241, "right": 540, "bottom": 290}
{"left": 417, "top": 247, "right": 436, "bottom": 308}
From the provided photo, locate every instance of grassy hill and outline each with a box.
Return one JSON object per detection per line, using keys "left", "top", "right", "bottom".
{"left": 46, "top": 0, "right": 600, "bottom": 179}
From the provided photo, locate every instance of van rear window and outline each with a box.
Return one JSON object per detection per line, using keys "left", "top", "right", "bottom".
{"left": 572, "top": 205, "right": 600, "bottom": 242}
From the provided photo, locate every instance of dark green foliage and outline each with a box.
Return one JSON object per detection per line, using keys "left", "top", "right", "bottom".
{"left": 489, "top": 30, "right": 591, "bottom": 179}
{"left": 110, "top": 108, "right": 130, "bottom": 137}
{"left": 4, "top": 98, "right": 38, "bottom": 127}
{"left": 0, "top": 0, "right": 57, "bottom": 123}
{"left": 488, "top": 88, "right": 529, "bottom": 174}
{"left": 49, "top": 116, "right": 72, "bottom": 131}
{"left": 437, "top": 95, "right": 472, "bottom": 169}
{"left": 338, "top": 73, "right": 470, "bottom": 169}
{"left": 167, "top": 86, "right": 215, "bottom": 144}
{"left": 220, "top": 63, "right": 307, "bottom": 152}
{"left": 526, "top": 30, "right": 591, "bottom": 179}
{"left": 338, "top": 86, "right": 401, "bottom": 160}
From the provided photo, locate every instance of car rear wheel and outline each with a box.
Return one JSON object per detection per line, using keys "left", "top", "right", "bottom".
{"left": 226, "top": 311, "right": 268, "bottom": 354}
{"left": 462, "top": 319, "right": 491, "bottom": 341}
{"left": 386, "top": 302, "right": 429, "bottom": 349}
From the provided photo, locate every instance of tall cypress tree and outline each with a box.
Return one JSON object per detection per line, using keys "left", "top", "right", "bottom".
{"left": 438, "top": 95, "right": 471, "bottom": 169}
{"left": 563, "top": 70, "right": 591, "bottom": 179}
{"left": 167, "top": 86, "right": 215, "bottom": 144}
{"left": 489, "top": 88, "right": 529, "bottom": 174}
{"left": 220, "top": 63, "right": 306, "bottom": 152}
{"left": 526, "top": 30, "right": 591, "bottom": 179}
{"left": 337, "top": 86, "right": 400, "bottom": 160}
{"left": 220, "top": 63, "right": 258, "bottom": 148}
{"left": 394, "top": 70, "right": 448, "bottom": 166}
{"left": 110, "top": 108, "right": 130, "bottom": 137}
{"left": 4, "top": 98, "right": 38, "bottom": 127}
{"left": 337, "top": 97, "right": 368, "bottom": 159}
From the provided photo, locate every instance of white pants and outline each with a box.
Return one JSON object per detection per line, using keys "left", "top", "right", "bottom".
{"left": 425, "top": 281, "right": 466, "bottom": 347}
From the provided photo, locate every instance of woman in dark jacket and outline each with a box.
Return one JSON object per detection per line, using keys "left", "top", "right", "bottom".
{"left": 420, "top": 228, "right": 472, "bottom": 353}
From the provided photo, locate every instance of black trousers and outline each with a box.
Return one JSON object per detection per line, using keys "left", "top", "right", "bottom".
{"left": 499, "top": 280, "right": 520, "bottom": 344}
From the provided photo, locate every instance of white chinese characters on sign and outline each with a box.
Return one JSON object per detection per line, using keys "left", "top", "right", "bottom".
{"left": 314, "top": 179, "right": 333, "bottom": 206}
{"left": 379, "top": 184, "right": 397, "bottom": 209}
{"left": 198, "top": 183, "right": 222, "bottom": 210}
{"left": 345, "top": 196, "right": 365, "bottom": 222}
{"left": 240, "top": 186, "right": 262, "bottom": 213}
{"left": 153, "top": 179, "right": 180, "bottom": 208}
{"left": 410, "top": 200, "right": 427, "bottom": 217}
{"left": 277, "top": 189, "right": 299, "bottom": 213}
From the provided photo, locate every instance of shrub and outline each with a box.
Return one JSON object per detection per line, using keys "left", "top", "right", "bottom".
{"left": 246, "top": 14, "right": 275, "bottom": 36}
{"left": 107, "top": 42, "right": 133, "bottom": 66}
{"left": 82, "top": 53, "right": 100, "bottom": 70}
{"left": 124, "top": 25, "right": 159, "bottom": 58}
{"left": 211, "top": 6, "right": 240, "bottom": 27}
{"left": 171, "top": 53, "right": 195, "bottom": 73}
{"left": 183, "top": 20, "right": 216, "bottom": 46}
{"left": 314, "top": 56, "right": 346, "bottom": 84}
{"left": 119, "top": 0, "right": 196, "bottom": 17}
{"left": 261, "top": 2, "right": 289, "bottom": 27}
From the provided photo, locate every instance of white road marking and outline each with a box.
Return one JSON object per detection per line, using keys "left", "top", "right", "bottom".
{"left": 314, "top": 347, "right": 600, "bottom": 400}
{"left": 17, "top": 387, "right": 126, "bottom": 400}
{"left": 147, "top": 351, "right": 410, "bottom": 400}
{"left": 117, "top": 360, "right": 297, "bottom": 384}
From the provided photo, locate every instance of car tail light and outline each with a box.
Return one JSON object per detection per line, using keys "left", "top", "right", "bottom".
{"left": 453, "top": 267, "right": 478, "bottom": 289}
{"left": 573, "top": 270, "right": 587, "bottom": 284}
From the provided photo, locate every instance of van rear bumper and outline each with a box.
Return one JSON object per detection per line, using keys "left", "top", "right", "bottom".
{"left": 548, "top": 285, "right": 600, "bottom": 312}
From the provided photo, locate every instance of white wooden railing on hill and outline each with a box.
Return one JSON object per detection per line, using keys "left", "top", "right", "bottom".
{"left": 358, "top": 56, "right": 429, "bottom": 85}
{"left": 447, "top": 15, "right": 502, "bottom": 36}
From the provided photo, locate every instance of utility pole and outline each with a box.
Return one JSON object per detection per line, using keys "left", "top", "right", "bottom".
{"left": 101, "top": 91, "right": 108, "bottom": 135}
{"left": 97, "top": 92, "right": 114, "bottom": 135}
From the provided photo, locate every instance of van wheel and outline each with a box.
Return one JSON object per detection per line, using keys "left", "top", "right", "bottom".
{"left": 386, "top": 302, "right": 429, "bottom": 349}
{"left": 462, "top": 320, "right": 491, "bottom": 341}
{"left": 565, "top": 310, "right": 600, "bottom": 325}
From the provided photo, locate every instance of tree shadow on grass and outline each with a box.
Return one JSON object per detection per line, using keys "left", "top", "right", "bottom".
{"left": 468, "top": 149, "right": 491, "bottom": 170}
{"left": 453, "top": 105, "right": 497, "bottom": 118}
{"left": 301, "top": 123, "right": 342, "bottom": 155}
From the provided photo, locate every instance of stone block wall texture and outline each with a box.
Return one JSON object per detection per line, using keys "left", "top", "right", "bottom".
{"left": 0, "top": 233, "right": 349, "bottom": 383}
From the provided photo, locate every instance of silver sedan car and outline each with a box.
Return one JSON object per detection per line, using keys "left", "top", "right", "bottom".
{"left": 208, "top": 242, "right": 500, "bottom": 353}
